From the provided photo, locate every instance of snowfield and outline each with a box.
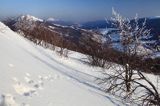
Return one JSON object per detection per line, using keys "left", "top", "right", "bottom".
{"left": 0, "top": 22, "right": 124, "bottom": 106}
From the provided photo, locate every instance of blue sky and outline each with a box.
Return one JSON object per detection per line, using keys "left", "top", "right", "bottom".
{"left": 0, "top": 0, "right": 160, "bottom": 22}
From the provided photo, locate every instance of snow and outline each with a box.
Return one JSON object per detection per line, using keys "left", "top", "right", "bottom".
{"left": 100, "top": 28, "right": 117, "bottom": 35}
{"left": 148, "top": 16, "right": 160, "bottom": 19}
{"left": 0, "top": 22, "right": 123, "bottom": 106}
{"left": 47, "top": 18, "right": 58, "bottom": 22}
{"left": 49, "top": 26, "right": 55, "bottom": 29}
{"left": 20, "top": 15, "right": 43, "bottom": 22}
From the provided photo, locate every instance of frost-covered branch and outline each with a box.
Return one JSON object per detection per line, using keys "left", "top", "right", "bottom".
{"left": 111, "top": 8, "right": 151, "bottom": 56}
{"left": 98, "top": 9, "right": 160, "bottom": 105}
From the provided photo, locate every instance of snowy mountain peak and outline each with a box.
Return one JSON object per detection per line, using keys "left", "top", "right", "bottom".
{"left": 15, "top": 15, "right": 43, "bottom": 30}
{"left": 47, "top": 17, "right": 57, "bottom": 22}
{"left": 19, "top": 14, "right": 43, "bottom": 22}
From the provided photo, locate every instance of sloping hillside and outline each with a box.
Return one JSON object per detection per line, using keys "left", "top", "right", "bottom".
{"left": 0, "top": 22, "right": 123, "bottom": 106}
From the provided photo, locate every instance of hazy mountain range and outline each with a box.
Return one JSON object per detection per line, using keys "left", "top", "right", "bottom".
{"left": 2, "top": 15, "right": 160, "bottom": 55}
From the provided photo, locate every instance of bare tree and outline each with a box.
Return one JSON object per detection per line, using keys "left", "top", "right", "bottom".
{"left": 97, "top": 9, "right": 160, "bottom": 105}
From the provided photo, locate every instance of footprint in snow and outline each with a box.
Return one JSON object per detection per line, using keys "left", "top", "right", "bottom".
{"left": 0, "top": 94, "right": 19, "bottom": 106}
{"left": 12, "top": 77, "right": 37, "bottom": 97}
{"left": 38, "top": 75, "right": 44, "bottom": 81}
{"left": 13, "top": 82, "right": 37, "bottom": 97}
{"left": 24, "top": 77, "right": 34, "bottom": 84}
{"left": 24, "top": 75, "right": 43, "bottom": 90}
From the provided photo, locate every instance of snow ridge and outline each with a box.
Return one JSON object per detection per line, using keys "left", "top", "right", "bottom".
{"left": 19, "top": 15, "right": 43, "bottom": 22}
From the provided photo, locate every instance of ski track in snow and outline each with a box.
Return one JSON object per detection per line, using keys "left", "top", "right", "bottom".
{"left": 17, "top": 42, "right": 120, "bottom": 105}
{"left": 19, "top": 42, "right": 122, "bottom": 106}
{"left": 0, "top": 22, "right": 124, "bottom": 106}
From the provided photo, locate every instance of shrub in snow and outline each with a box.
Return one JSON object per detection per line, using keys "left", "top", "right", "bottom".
{"left": 97, "top": 9, "right": 160, "bottom": 106}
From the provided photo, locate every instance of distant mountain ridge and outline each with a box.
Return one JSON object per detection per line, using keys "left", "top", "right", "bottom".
{"left": 80, "top": 17, "right": 160, "bottom": 51}
{"left": 3, "top": 15, "right": 105, "bottom": 55}
{"left": 2, "top": 14, "right": 160, "bottom": 53}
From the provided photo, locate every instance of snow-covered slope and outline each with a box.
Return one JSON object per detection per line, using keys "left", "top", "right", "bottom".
{"left": 0, "top": 22, "right": 123, "bottom": 106}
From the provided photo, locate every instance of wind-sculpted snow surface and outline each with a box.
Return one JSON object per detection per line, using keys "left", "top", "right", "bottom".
{"left": 0, "top": 22, "right": 124, "bottom": 106}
